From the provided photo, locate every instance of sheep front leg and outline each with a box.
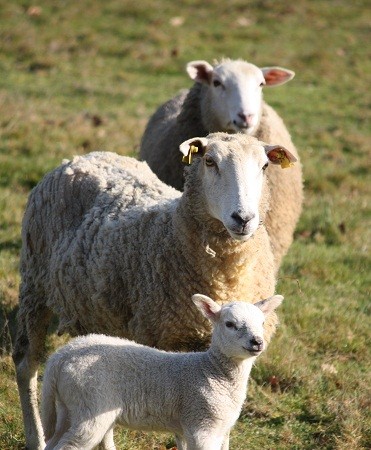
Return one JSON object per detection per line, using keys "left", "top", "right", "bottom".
{"left": 175, "top": 434, "right": 187, "bottom": 450}
{"left": 15, "top": 360, "right": 45, "bottom": 450}
{"left": 221, "top": 430, "right": 230, "bottom": 450}
{"left": 185, "top": 431, "right": 225, "bottom": 450}
{"left": 13, "top": 302, "right": 52, "bottom": 449}
{"left": 99, "top": 427, "right": 116, "bottom": 450}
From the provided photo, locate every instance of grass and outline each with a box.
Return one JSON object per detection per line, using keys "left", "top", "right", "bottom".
{"left": 0, "top": 0, "right": 370, "bottom": 448}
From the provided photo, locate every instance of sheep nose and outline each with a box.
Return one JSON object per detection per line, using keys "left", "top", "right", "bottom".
{"left": 250, "top": 336, "right": 263, "bottom": 351}
{"left": 237, "top": 112, "right": 254, "bottom": 127}
{"left": 231, "top": 211, "right": 255, "bottom": 228}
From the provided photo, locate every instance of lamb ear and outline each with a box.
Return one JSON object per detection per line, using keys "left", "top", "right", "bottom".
{"left": 179, "top": 137, "right": 209, "bottom": 165}
{"left": 265, "top": 144, "right": 297, "bottom": 169}
{"left": 192, "top": 294, "right": 221, "bottom": 323}
{"left": 186, "top": 60, "right": 214, "bottom": 85}
{"left": 254, "top": 295, "right": 284, "bottom": 315}
{"left": 260, "top": 67, "right": 295, "bottom": 86}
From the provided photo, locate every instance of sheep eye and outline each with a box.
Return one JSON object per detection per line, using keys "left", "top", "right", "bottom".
{"left": 225, "top": 321, "right": 236, "bottom": 329}
{"left": 213, "top": 79, "right": 222, "bottom": 87}
{"left": 205, "top": 156, "right": 215, "bottom": 167}
{"left": 262, "top": 162, "right": 269, "bottom": 171}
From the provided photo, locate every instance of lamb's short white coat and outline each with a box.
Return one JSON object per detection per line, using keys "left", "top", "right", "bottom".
{"left": 41, "top": 294, "right": 284, "bottom": 450}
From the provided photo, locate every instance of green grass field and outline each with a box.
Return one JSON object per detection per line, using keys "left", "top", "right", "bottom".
{"left": 0, "top": 0, "right": 370, "bottom": 448}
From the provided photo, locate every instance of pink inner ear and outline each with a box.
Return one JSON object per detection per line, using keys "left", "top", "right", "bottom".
{"left": 203, "top": 302, "right": 216, "bottom": 319}
{"left": 194, "top": 64, "right": 212, "bottom": 84}
{"left": 263, "top": 69, "right": 292, "bottom": 86}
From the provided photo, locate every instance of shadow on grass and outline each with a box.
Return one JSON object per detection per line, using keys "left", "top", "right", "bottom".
{"left": 0, "top": 240, "right": 22, "bottom": 252}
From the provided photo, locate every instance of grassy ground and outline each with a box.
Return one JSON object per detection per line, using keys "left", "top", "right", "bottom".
{"left": 0, "top": 0, "right": 370, "bottom": 448}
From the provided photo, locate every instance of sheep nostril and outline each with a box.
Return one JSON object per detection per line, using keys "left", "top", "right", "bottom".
{"left": 231, "top": 212, "right": 255, "bottom": 227}
{"left": 250, "top": 337, "right": 263, "bottom": 349}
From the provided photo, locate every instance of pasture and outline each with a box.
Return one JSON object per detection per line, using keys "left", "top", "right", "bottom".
{"left": 0, "top": 0, "right": 370, "bottom": 448}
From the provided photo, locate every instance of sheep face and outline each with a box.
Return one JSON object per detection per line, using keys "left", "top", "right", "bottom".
{"left": 181, "top": 134, "right": 268, "bottom": 241}
{"left": 180, "top": 133, "right": 297, "bottom": 241}
{"left": 192, "top": 294, "right": 284, "bottom": 360}
{"left": 186, "top": 59, "right": 295, "bottom": 135}
{"left": 202, "top": 141, "right": 265, "bottom": 241}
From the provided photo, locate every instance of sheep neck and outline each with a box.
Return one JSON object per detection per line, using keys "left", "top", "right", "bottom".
{"left": 177, "top": 83, "right": 208, "bottom": 136}
{"left": 205, "top": 345, "right": 254, "bottom": 387}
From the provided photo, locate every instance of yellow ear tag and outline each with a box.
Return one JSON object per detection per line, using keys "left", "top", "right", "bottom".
{"left": 273, "top": 150, "right": 294, "bottom": 169}
{"left": 280, "top": 155, "right": 294, "bottom": 169}
{"left": 182, "top": 145, "right": 199, "bottom": 165}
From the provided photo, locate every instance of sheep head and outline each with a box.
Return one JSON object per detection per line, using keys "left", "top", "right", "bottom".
{"left": 180, "top": 133, "right": 296, "bottom": 241}
{"left": 186, "top": 59, "right": 294, "bottom": 135}
{"left": 192, "top": 293, "right": 284, "bottom": 359}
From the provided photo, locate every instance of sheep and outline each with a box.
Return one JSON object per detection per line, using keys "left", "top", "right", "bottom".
{"left": 41, "top": 293, "right": 284, "bottom": 450}
{"left": 13, "top": 132, "right": 297, "bottom": 449}
{"left": 139, "top": 58, "right": 303, "bottom": 268}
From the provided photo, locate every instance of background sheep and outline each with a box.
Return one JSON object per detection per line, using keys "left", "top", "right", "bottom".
{"left": 13, "top": 132, "right": 296, "bottom": 449}
{"left": 41, "top": 294, "right": 284, "bottom": 450}
{"left": 139, "top": 58, "right": 303, "bottom": 268}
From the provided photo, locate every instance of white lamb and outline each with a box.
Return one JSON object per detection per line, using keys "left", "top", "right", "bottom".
{"left": 139, "top": 58, "right": 303, "bottom": 267}
{"left": 13, "top": 132, "right": 296, "bottom": 449}
{"left": 41, "top": 293, "right": 284, "bottom": 450}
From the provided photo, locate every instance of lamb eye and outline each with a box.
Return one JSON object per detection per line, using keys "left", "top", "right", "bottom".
{"left": 205, "top": 156, "right": 215, "bottom": 167}
{"left": 225, "top": 321, "right": 235, "bottom": 329}
{"left": 213, "top": 79, "right": 222, "bottom": 87}
{"left": 262, "top": 162, "right": 269, "bottom": 171}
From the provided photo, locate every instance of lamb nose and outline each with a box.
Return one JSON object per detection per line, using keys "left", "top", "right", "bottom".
{"left": 250, "top": 337, "right": 263, "bottom": 349}
{"left": 231, "top": 211, "right": 255, "bottom": 227}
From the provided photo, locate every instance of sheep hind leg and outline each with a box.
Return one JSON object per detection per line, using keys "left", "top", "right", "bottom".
{"left": 44, "top": 402, "right": 70, "bottom": 450}
{"left": 53, "top": 420, "right": 111, "bottom": 450}
{"left": 175, "top": 434, "right": 187, "bottom": 450}
{"left": 185, "top": 432, "right": 225, "bottom": 450}
{"left": 13, "top": 298, "right": 52, "bottom": 450}
{"left": 98, "top": 426, "right": 116, "bottom": 450}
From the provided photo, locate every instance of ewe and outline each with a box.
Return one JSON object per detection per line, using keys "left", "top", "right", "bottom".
{"left": 140, "top": 58, "right": 303, "bottom": 267}
{"left": 13, "top": 133, "right": 296, "bottom": 449}
{"left": 42, "top": 294, "right": 284, "bottom": 450}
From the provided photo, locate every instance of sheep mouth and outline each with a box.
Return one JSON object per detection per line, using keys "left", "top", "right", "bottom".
{"left": 243, "top": 347, "right": 262, "bottom": 356}
{"left": 227, "top": 125, "right": 249, "bottom": 134}
{"left": 228, "top": 230, "right": 253, "bottom": 241}
{"left": 229, "top": 121, "right": 255, "bottom": 134}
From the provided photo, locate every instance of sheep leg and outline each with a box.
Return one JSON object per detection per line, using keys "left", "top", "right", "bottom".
{"left": 98, "top": 426, "right": 116, "bottom": 450}
{"left": 185, "top": 432, "right": 224, "bottom": 450}
{"left": 44, "top": 402, "right": 70, "bottom": 450}
{"left": 52, "top": 420, "right": 111, "bottom": 450}
{"left": 221, "top": 430, "right": 230, "bottom": 450}
{"left": 13, "top": 299, "right": 52, "bottom": 450}
{"left": 175, "top": 434, "right": 187, "bottom": 450}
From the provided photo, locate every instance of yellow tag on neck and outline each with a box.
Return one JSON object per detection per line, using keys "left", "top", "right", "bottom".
{"left": 182, "top": 145, "right": 199, "bottom": 164}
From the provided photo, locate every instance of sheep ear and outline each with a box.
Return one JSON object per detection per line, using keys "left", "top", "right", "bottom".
{"left": 254, "top": 295, "right": 284, "bottom": 315}
{"left": 260, "top": 67, "right": 295, "bottom": 86}
{"left": 265, "top": 144, "right": 297, "bottom": 169}
{"left": 192, "top": 294, "right": 221, "bottom": 323}
{"left": 186, "top": 60, "right": 214, "bottom": 85}
{"left": 179, "top": 137, "right": 209, "bottom": 165}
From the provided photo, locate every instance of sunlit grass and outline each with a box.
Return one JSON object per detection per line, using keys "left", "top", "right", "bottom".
{"left": 0, "top": 0, "right": 370, "bottom": 448}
